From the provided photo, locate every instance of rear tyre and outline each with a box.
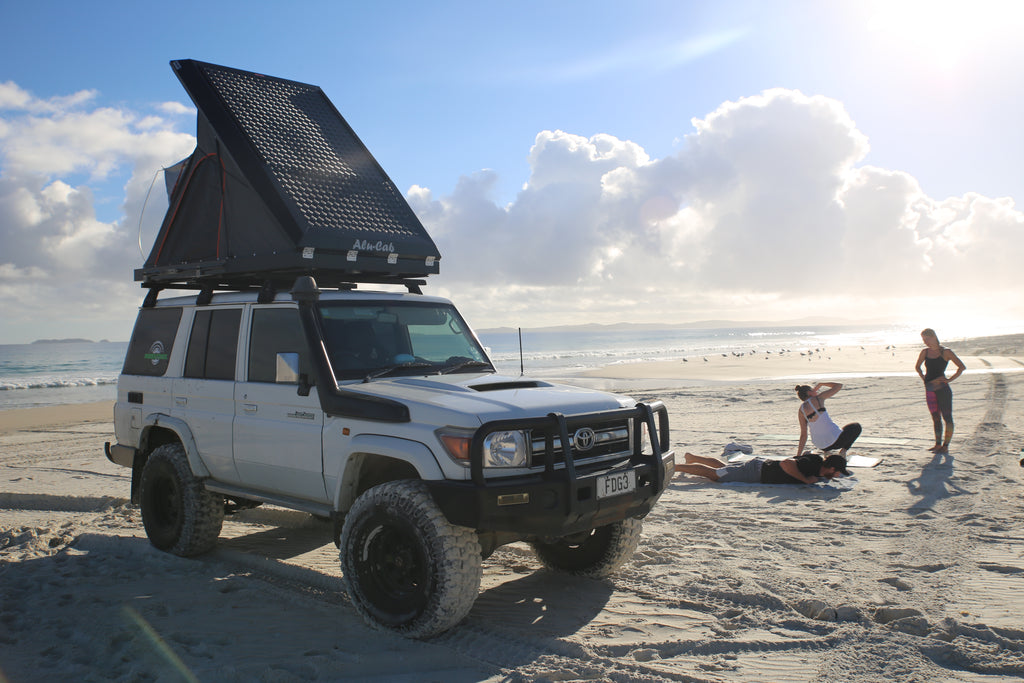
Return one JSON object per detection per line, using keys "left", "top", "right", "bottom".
{"left": 340, "top": 480, "right": 482, "bottom": 638}
{"left": 139, "top": 443, "right": 224, "bottom": 557}
{"left": 530, "top": 517, "right": 643, "bottom": 578}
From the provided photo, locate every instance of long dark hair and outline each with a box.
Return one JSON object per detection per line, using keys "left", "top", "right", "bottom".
{"left": 796, "top": 385, "right": 812, "bottom": 400}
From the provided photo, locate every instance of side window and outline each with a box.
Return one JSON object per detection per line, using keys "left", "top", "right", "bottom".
{"left": 184, "top": 308, "right": 241, "bottom": 380}
{"left": 123, "top": 307, "right": 183, "bottom": 376}
{"left": 248, "top": 308, "right": 310, "bottom": 383}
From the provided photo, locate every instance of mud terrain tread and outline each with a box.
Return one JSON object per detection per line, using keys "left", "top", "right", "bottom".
{"left": 340, "top": 479, "right": 482, "bottom": 638}
{"left": 140, "top": 443, "right": 224, "bottom": 557}
{"left": 531, "top": 517, "right": 643, "bottom": 578}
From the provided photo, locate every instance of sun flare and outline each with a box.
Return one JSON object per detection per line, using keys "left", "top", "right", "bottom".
{"left": 861, "top": 0, "right": 1022, "bottom": 70}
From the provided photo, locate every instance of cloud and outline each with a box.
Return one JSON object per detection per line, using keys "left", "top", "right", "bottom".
{"left": 0, "top": 82, "right": 33, "bottom": 110}
{"left": 0, "top": 87, "right": 195, "bottom": 342}
{"left": 157, "top": 101, "right": 195, "bottom": 117}
{"left": 0, "top": 82, "right": 99, "bottom": 115}
{"left": 1, "top": 101, "right": 192, "bottom": 180}
{"left": 417, "top": 88, "right": 1023, "bottom": 327}
{"left": 1, "top": 82, "right": 1020, "bottom": 343}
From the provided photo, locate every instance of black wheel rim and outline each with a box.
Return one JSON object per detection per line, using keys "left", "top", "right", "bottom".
{"left": 143, "top": 462, "right": 183, "bottom": 549}
{"left": 352, "top": 512, "right": 431, "bottom": 625}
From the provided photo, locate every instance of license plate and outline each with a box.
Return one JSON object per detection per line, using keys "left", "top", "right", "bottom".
{"left": 596, "top": 469, "right": 636, "bottom": 499}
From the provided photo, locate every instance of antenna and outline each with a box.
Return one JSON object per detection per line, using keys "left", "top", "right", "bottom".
{"left": 518, "top": 327, "right": 524, "bottom": 376}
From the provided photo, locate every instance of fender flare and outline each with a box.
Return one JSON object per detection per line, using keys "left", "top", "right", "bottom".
{"left": 333, "top": 434, "right": 447, "bottom": 510}
{"left": 140, "top": 413, "right": 212, "bottom": 478}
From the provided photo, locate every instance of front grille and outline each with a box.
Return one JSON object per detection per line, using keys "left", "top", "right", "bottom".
{"left": 529, "top": 421, "right": 631, "bottom": 467}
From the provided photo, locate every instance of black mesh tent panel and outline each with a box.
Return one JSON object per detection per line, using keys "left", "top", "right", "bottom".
{"left": 149, "top": 148, "right": 224, "bottom": 264}
{"left": 137, "top": 59, "right": 440, "bottom": 289}
{"left": 144, "top": 113, "right": 294, "bottom": 271}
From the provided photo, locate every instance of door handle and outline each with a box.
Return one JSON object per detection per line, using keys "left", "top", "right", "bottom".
{"left": 175, "top": 397, "right": 187, "bottom": 407}
{"left": 243, "top": 403, "right": 257, "bottom": 413}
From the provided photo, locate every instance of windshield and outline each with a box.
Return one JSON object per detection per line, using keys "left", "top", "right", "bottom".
{"left": 318, "top": 301, "right": 493, "bottom": 380}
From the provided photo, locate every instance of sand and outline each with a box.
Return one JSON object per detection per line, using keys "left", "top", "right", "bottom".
{"left": 2, "top": 338, "right": 1023, "bottom": 681}
{"left": 0, "top": 401, "right": 113, "bottom": 435}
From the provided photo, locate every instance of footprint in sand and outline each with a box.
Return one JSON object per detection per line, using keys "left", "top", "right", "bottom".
{"left": 872, "top": 606, "right": 923, "bottom": 624}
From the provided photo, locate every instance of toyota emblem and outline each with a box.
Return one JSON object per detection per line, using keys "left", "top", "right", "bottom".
{"left": 573, "top": 427, "right": 596, "bottom": 452}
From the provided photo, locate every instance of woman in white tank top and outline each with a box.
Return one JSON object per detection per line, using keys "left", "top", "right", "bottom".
{"left": 795, "top": 382, "right": 862, "bottom": 457}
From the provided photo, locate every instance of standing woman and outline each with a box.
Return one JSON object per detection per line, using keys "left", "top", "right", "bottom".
{"left": 795, "top": 382, "right": 862, "bottom": 457}
{"left": 915, "top": 328, "right": 966, "bottom": 454}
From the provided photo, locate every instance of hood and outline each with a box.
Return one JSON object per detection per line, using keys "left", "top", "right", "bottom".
{"left": 339, "top": 373, "right": 634, "bottom": 426}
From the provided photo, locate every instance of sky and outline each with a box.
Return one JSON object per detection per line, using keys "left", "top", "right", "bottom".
{"left": 1, "top": 0, "right": 1023, "bottom": 344}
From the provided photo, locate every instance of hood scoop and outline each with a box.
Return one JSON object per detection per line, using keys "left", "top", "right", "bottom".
{"left": 469, "top": 380, "right": 549, "bottom": 392}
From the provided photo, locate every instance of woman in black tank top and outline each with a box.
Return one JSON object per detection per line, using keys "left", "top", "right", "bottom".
{"left": 914, "top": 328, "right": 966, "bottom": 454}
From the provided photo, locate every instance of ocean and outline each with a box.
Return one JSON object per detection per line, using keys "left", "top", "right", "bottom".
{"left": 0, "top": 341, "right": 128, "bottom": 411}
{"left": 0, "top": 323, "right": 937, "bottom": 411}
{"left": 482, "top": 323, "right": 924, "bottom": 378}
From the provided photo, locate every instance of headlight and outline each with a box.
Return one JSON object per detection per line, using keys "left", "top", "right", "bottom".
{"left": 436, "top": 428, "right": 530, "bottom": 468}
{"left": 482, "top": 430, "right": 529, "bottom": 468}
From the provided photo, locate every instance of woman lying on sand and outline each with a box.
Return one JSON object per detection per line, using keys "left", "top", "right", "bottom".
{"left": 674, "top": 451, "right": 850, "bottom": 485}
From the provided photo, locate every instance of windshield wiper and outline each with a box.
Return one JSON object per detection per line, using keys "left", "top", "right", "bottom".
{"left": 438, "top": 360, "right": 492, "bottom": 375}
{"left": 363, "top": 362, "right": 435, "bottom": 382}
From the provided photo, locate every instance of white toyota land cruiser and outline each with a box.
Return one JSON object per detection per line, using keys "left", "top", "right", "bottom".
{"left": 104, "top": 59, "right": 674, "bottom": 638}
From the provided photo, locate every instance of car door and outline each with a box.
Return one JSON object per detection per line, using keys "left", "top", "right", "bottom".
{"left": 172, "top": 306, "right": 243, "bottom": 484}
{"left": 232, "top": 305, "right": 328, "bottom": 503}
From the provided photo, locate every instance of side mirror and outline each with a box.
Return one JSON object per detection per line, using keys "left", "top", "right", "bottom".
{"left": 277, "top": 353, "right": 314, "bottom": 396}
{"left": 275, "top": 352, "right": 301, "bottom": 384}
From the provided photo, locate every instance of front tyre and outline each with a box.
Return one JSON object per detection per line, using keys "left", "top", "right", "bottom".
{"left": 530, "top": 517, "right": 643, "bottom": 578}
{"left": 139, "top": 443, "right": 224, "bottom": 557}
{"left": 340, "top": 480, "right": 482, "bottom": 639}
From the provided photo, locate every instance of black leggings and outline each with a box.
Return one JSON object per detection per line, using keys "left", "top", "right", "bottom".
{"left": 824, "top": 423, "right": 862, "bottom": 452}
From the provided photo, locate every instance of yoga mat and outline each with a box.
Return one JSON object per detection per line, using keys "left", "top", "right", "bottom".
{"left": 727, "top": 453, "right": 882, "bottom": 468}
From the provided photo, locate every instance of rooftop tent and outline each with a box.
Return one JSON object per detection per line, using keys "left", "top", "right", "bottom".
{"left": 137, "top": 59, "right": 440, "bottom": 291}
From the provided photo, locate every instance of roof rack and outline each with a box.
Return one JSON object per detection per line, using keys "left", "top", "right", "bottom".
{"left": 140, "top": 273, "right": 426, "bottom": 308}
{"left": 137, "top": 60, "right": 441, "bottom": 292}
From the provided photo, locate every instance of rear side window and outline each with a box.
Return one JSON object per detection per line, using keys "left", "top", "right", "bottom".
{"left": 184, "top": 308, "right": 241, "bottom": 380}
{"left": 248, "top": 308, "right": 311, "bottom": 383}
{"left": 123, "top": 307, "right": 183, "bottom": 376}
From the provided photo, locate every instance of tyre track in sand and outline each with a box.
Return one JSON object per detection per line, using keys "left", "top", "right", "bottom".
{"left": 584, "top": 371, "right": 1024, "bottom": 680}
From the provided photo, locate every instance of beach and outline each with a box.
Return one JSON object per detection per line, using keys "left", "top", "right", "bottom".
{"left": 2, "top": 337, "right": 1023, "bottom": 681}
